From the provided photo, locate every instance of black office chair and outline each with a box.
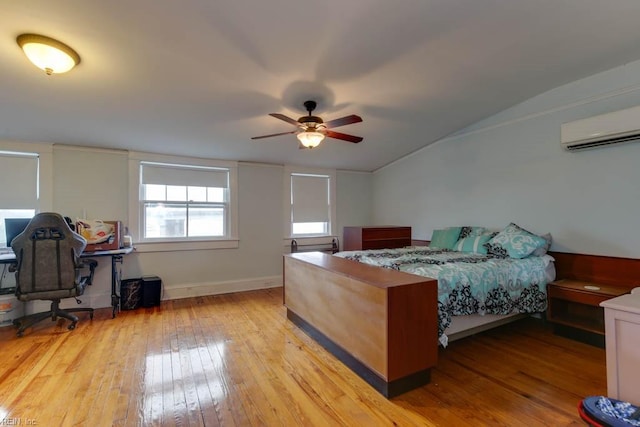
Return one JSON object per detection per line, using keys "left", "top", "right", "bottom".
{"left": 10, "top": 212, "right": 97, "bottom": 337}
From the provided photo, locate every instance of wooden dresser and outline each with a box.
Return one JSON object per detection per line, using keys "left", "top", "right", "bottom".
{"left": 343, "top": 226, "right": 411, "bottom": 251}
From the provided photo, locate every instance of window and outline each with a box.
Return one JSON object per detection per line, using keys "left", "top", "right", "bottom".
{"left": 129, "top": 152, "right": 238, "bottom": 251}
{"left": 0, "top": 151, "right": 39, "bottom": 248}
{"left": 284, "top": 167, "right": 336, "bottom": 238}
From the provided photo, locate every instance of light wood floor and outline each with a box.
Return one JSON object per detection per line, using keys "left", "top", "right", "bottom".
{"left": 0, "top": 287, "right": 604, "bottom": 426}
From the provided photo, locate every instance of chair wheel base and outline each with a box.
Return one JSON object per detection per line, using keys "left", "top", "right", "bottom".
{"left": 12, "top": 303, "right": 92, "bottom": 336}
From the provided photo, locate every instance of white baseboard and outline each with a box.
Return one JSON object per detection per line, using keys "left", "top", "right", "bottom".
{"left": 163, "top": 275, "right": 283, "bottom": 301}
{"left": 21, "top": 275, "right": 284, "bottom": 312}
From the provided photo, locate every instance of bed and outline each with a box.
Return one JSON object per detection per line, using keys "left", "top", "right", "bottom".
{"left": 283, "top": 223, "right": 555, "bottom": 397}
{"left": 334, "top": 246, "right": 555, "bottom": 346}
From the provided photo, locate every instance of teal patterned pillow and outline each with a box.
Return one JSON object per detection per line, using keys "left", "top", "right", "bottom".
{"left": 484, "top": 223, "right": 547, "bottom": 259}
{"left": 454, "top": 234, "right": 492, "bottom": 254}
{"left": 430, "top": 227, "right": 462, "bottom": 250}
{"left": 459, "top": 226, "right": 488, "bottom": 239}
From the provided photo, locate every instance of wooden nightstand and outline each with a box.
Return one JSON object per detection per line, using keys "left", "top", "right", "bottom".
{"left": 547, "top": 279, "right": 629, "bottom": 347}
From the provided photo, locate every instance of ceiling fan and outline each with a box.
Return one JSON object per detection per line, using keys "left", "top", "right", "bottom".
{"left": 251, "top": 100, "right": 363, "bottom": 148}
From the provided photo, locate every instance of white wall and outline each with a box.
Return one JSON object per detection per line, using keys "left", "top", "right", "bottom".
{"left": 336, "top": 170, "right": 373, "bottom": 245}
{"left": 43, "top": 148, "right": 372, "bottom": 308}
{"left": 52, "top": 146, "right": 129, "bottom": 307}
{"left": 373, "top": 59, "right": 640, "bottom": 258}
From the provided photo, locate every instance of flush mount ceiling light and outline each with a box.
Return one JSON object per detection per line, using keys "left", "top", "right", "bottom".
{"left": 296, "top": 130, "right": 325, "bottom": 148}
{"left": 16, "top": 33, "right": 81, "bottom": 75}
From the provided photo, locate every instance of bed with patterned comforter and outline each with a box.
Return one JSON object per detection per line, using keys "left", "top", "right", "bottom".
{"left": 334, "top": 247, "right": 554, "bottom": 346}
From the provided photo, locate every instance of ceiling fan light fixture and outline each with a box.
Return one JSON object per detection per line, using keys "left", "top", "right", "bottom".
{"left": 297, "top": 130, "right": 325, "bottom": 148}
{"left": 252, "top": 100, "right": 362, "bottom": 146}
{"left": 17, "top": 34, "right": 81, "bottom": 75}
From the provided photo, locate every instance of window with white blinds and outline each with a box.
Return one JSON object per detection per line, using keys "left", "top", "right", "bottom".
{"left": 0, "top": 152, "right": 38, "bottom": 209}
{"left": 134, "top": 158, "right": 236, "bottom": 243}
{"left": 286, "top": 168, "right": 335, "bottom": 237}
{"left": 0, "top": 151, "right": 39, "bottom": 247}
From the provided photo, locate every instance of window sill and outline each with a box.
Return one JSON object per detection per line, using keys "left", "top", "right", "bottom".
{"left": 134, "top": 239, "right": 239, "bottom": 253}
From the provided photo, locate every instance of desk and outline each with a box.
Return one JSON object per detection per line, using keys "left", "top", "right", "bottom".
{"left": 83, "top": 247, "right": 134, "bottom": 318}
{"left": 0, "top": 247, "right": 133, "bottom": 318}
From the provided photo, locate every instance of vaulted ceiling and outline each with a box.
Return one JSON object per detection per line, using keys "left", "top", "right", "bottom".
{"left": 3, "top": 0, "right": 640, "bottom": 171}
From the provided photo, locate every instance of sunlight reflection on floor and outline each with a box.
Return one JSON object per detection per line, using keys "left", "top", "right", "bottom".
{"left": 143, "top": 341, "right": 227, "bottom": 423}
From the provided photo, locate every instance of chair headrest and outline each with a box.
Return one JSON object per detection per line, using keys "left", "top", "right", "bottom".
{"left": 12, "top": 212, "right": 87, "bottom": 252}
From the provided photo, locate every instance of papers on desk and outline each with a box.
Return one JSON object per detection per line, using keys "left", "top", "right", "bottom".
{"left": 0, "top": 252, "right": 15, "bottom": 262}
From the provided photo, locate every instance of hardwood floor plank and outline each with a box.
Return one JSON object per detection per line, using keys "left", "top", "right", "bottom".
{"left": 76, "top": 311, "right": 124, "bottom": 426}
{"left": 240, "top": 290, "right": 348, "bottom": 425}
{"left": 112, "top": 309, "right": 147, "bottom": 426}
{"left": 196, "top": 295, "right": 251, "bottom": 426}
{"left": 187, "top": 328, "right": 228, "bottom": 426}
{"left": 172, "top": 298, "right": 208, "bottom": 427}
{"left": 216, "top": 293, "right": 299, "bottom": 426}
{"left": 0, "top": 287, "right": 606, "bottom": 426}
{"left": 193, "top": 305, "right": 228, "bottom": 427}
{"left": 143, "top": 307, "right": 166, "bottom": 426}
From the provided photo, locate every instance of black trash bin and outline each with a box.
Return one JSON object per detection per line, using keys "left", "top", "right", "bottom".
{"left": 141, "top": 276, "right": 162, "bottom": 307}
{"left": 120, "top": 278, "right": 142, "bottom": 310}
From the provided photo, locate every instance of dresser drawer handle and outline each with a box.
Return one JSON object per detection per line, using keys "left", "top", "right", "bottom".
{"left": 584, "top": 285, "right": 600, "bottom": 291}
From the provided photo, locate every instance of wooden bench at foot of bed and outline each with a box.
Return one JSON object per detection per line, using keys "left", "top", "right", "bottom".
{"left": 283, "top": 252, "right": 438, "bottom": 398}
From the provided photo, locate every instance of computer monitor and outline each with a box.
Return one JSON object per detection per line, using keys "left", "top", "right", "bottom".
{"left": 5, "top": 218, "right": 32, "bottom": 248}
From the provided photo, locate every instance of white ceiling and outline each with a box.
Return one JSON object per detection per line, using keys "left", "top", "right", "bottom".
{"left": 3, "top": 0, "right": 640, "bottom": 172}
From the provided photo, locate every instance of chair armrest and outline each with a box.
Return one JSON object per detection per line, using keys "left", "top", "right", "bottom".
{"left": 78, "top": 258, "right": 98, "bottom": 286}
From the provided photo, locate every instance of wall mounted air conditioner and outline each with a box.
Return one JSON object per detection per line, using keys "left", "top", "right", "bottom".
{"left": 561, "top": 105, "right": 640, "bottom": 152}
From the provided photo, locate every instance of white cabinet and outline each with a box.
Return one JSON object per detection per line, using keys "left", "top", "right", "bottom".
{"left": 600, "top": 289, "right": 640, "bottom": 405}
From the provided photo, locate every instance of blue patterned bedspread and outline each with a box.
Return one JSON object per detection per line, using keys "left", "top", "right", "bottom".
{"left": 334, "top": 247, "right": 553, "bottom": 345}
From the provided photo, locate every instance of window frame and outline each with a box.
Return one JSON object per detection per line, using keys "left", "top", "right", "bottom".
{"left": 128, "top": 151, "right": 238, "bottom": 252}
{"left": 283, "top": 165, "right": 337, "bottom": 244}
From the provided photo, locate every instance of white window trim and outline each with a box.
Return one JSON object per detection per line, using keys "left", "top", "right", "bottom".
{"left": 283, "top": 165, "right": 337, "bottom": 246}
{"left": 128, "top": 151, "right": 238, "bottom": 252}
{"left": 0, "top": 140, "right": 53, "bottom": 213}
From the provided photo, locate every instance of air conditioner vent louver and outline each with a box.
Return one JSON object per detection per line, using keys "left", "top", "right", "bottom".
{"left": 561, "top": 105, "right": 640, "bottom": 152}
{"left": 564, "top": 133, "right": 640, "bottom": 151}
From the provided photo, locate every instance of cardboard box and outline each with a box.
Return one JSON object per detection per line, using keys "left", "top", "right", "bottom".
{"left": 0, "top": 294, "right": 23, "bottom": 328}
{"left": 80, "top": 220, "right": 123, "bottom": 252}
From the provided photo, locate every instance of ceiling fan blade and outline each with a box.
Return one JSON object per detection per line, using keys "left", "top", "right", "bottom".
{"left": 325, "top": 130, "right": 363, "bottom": 143}
{"left": 324, "top": 114, "right": 363, "bottom": 129}
{"left": 251, "top": 130, "right": 297, "bottom": 140}
{"left": 269, "top": 113, "right": 300, "bottom": 126}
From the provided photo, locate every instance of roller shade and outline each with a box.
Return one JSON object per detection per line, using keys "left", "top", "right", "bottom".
{"left": 0, "top": 152, "right": 38, "bottom": 209}
{"left": 141, "top": 162, "right": 228, "bottom": 188}
{"left": 291, "top": 174, "right": 329, "bottom": 223}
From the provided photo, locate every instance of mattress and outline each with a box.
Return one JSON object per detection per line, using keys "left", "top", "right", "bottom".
{"left": 335, "top": 247, "right": 555, "bottom": 346}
